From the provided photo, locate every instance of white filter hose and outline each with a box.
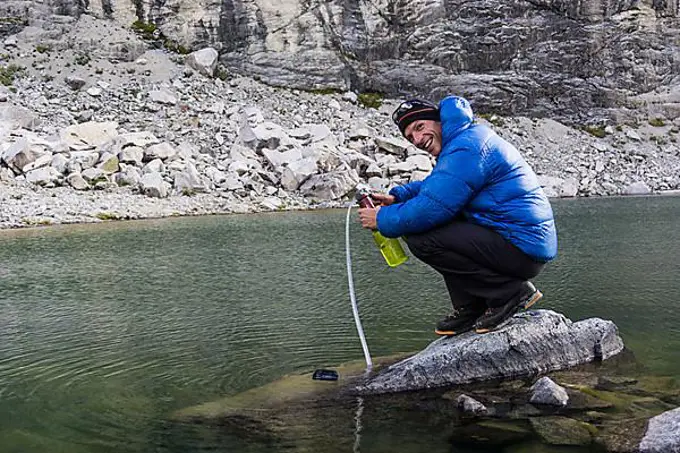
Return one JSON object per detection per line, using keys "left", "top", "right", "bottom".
{"left": 353, "top": 396, "right": 365, "bottom": 453}
{"left": 345, "top": 204, "right": 373, "bottom": 371}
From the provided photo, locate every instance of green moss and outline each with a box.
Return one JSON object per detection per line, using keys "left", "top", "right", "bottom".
{"left": 569, "top": 385, "right": 643, "bottom": 411}
{"left": 358, "top": 92, "right": 383, "bottom": 109}
{"left": 35, "top": 44, "right": 51, "bottom": 53}
{"left": 583, "top": 125, "right": 606, "bottom": 138}
{"left": 92, "top": 176, "right": 109, "bottom": 185}
{"left": 478, "top": 113, "right": 506, "bottom": 127}
{"left": 131, "top": 20, "right": 190, "bottom": 54}
{"left": 131, "top": 20, "right": 157, "bottom": 39}
{"left": 215, "top": 66, "right": 229, "bottom": 81}
{"left": 95, "top": 212, "right": 122, "bottom": 221}
{"left": 615, "top": 124, "right": 623, "bottom": 132}
{"left": 0, "top": 17, "right": 28, "bottom": 25}
{"left": 181, "top": 188, "right": 196, "bottom": 197}
{"left": 649, "top": 118, "right": 665, "bottom": 127}
{"left": 163, "top": 39, "right": 190, "bottom": 55}
{"left": 0, "top": 64, "right": 25, "bottom": 86}
{"left": 21, "top": 218, "right": 53, "bottom": 226}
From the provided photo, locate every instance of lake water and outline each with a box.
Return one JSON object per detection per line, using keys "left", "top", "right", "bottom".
{"left": 1, "top": 196, "right": 679, "bottom": 452}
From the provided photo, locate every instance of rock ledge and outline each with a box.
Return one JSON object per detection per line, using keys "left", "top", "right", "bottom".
{"left": 356, "top": 310, "right": 624, "bottom": 395}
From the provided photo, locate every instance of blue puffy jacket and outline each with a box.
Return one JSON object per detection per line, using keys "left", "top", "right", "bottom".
{"left": 376, "top": 96, "right": 557, "bottom": 262}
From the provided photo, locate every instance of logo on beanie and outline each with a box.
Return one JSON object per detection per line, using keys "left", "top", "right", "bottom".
{"left": 392, "top": 102, "right": 413, "bottom": 122}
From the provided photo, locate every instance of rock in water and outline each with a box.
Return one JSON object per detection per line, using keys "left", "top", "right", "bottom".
{"left": 355, "top": 310, "right": 624, "bottom": 395}
{"left": 639, "top": 407, "right": 680, "bottom": 453}
{"left": 530, "top": 376, "right": 569, "bottom": 407}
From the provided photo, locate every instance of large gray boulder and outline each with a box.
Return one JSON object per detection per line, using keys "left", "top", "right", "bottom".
{"left": 1, "top": 138, "right": 40, "bottom": 173}
{"left": 173, "top": 162, "right": 207, "bottom": 193}
{"left": 186, "top": 47, "right": 219, "bottom": 77}
{"left": 639, "top": 407, "right": 680, "bottom": 453}
{"left": 61, "top": 121, "right": 118, "bottom": 151}
{"left": 299, "top": 168, "right": 359, "bottom": 200}
{"left": 356, "top": 310, "right": 624, "bottom": 395}
{"left": 0, "top": 103, "right": 38, "bottom": 140}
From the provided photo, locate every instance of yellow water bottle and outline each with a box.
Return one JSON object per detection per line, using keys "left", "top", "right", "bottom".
{"left": 357, "top": 193, "right": 409, "bottom": 267}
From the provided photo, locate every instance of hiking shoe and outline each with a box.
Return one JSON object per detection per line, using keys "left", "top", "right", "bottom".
{"left": 520, "top": 281, "right": 543, "bottom": 310}
{"left": 474, "top": 282, "right": 543, "bottom": 334}
{"left": 435, "top": 305, "right": 486, "bottom": 336}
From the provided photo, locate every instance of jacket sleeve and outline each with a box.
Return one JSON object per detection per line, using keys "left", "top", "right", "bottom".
{"left": 388, "top": 181, "right": 423, "bottom": 203}
{"left": 376, "top": 147, "right": 490, "bottom": 238}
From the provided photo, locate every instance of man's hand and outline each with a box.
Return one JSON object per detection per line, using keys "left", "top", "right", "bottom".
{"left": 358, "top": 206, "right": 380, "bottom": 230}
{"left": 371, "top": 193, "right": 396, "bottom": 206}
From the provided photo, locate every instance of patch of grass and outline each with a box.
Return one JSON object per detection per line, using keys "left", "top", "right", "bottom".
{"left": 131, "top": 20, "right": 157, "bottom": 39}
{"left": 583, "top": 125, "right": 606, "bottom": 138}
{"left": 357, "top": 92, "right": 383, "bottom": 109}
{"left": 181, "top": 188, "right": 196, "bottom": 197}
{"left": 163, "top": 39, "right": 190, "bottom": 55}
{"left": 477, "top": 113, "right": 506, "bottom": 127}
{"left": 0, "top": 64, "right": 25, "bottom": 86}
{"left": 35, "top": 44, "right": 51, "bottom": 54}
{"left": 215, "top": 66, "right": 229, "bottom": 81}
{"left": 131, "top": 20, "right": 191, "bottom": 55}
{"left": 649, "top": 117, "right": 665, "bottom": 127}
{"left": 95, "top": 212, "right": 122, "bottom": 221}
{"left": 21, "top": 218, "right": 53, "bottom": 226}
{"left": 0, "top": 17, "right": 28, "bottom": 25}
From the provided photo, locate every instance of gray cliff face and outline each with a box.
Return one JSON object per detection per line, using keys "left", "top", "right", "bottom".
{"left": 1, "top": 0, "right": 679, "bottom": 119}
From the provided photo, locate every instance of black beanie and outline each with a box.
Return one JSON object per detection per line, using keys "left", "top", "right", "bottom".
{"left": 392, "top": 99, "right": 440, "bottom": 136}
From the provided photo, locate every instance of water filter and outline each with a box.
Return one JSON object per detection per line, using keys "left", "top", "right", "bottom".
{"left": 356, "top": 193, "right": 408, "bottom": 268}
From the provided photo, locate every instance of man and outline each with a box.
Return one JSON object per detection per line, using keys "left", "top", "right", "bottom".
{"left": 358, "top": 96, "right": 557, "bottom": 335}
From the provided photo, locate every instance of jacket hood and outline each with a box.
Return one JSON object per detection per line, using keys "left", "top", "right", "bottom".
{"left": 439, "top": 96, "right": 474, "bottom": 145}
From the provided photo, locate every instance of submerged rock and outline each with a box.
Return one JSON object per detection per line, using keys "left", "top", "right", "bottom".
{"left": 356, "top": 310, "right": 624, "bottom": 394}
{"left": 456, "top": 394, "right": 488, "bottom": 416}
{"left": 530, "top": 416, "right": 594, "bottom": 446}
{"left": 450, "top": 420, "right": 532, "bottom": 447}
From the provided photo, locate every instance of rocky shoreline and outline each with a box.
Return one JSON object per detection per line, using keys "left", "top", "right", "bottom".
{"left": 3, "top": 14, "right": 680, "bottom": 230}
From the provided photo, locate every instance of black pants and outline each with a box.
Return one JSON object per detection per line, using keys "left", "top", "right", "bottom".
{"left": 405, "top": 221, "right": 545, "bottom": 309}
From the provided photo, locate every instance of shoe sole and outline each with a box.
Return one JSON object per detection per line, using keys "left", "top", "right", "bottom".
{"left": 434, "top": 325, "right": 474, "bottom": 337}
{"left": 523, "top": 290, "right": 543, "bottom": 310}
{"left": 474, "top": 290, "right": 544, "bottom": 334}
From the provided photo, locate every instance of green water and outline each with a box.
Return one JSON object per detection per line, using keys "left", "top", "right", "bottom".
{"left": 0, "top": 196, "right": 679, "bottom": 452}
